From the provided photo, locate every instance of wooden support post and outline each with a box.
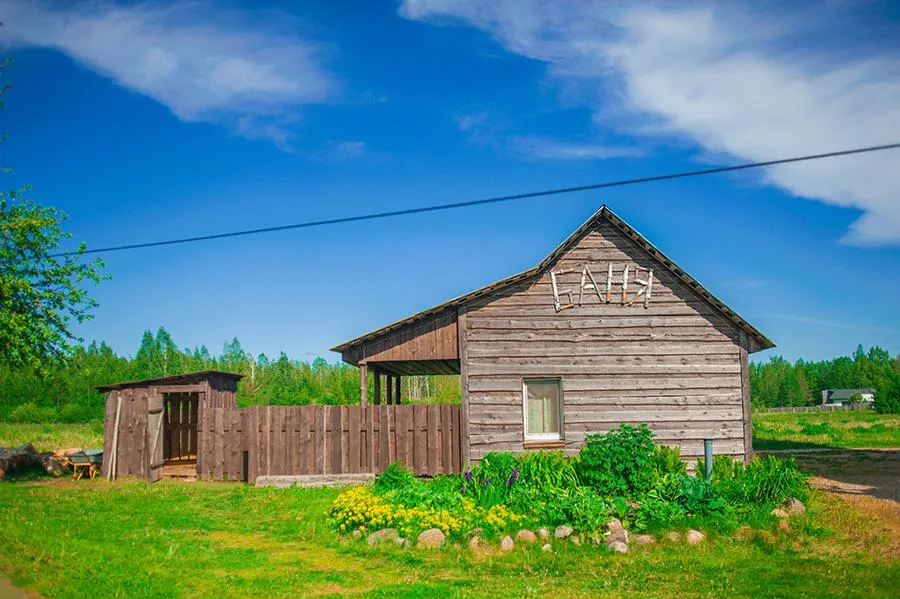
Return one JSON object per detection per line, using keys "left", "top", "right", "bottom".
{"left": 395, "top": 376, "right": 401, "bottom": 405}
{"left": 373, "top": 369, "right": 381, "bottom": 406}
{"left": 359, "top": 362, "right": 368, "bottom": 407}
{"left": 386, "top": 375, "right": 393, "bottom": 406}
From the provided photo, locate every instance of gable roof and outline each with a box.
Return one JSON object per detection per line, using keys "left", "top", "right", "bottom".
{"left": 95, "top": 370, "right": 244, "bottom": 392}
{"left": 826, "top": 388, "right": 875, "bottom": 400}
{"left": 331, "top": 205, "right": 774, "bottom": 353}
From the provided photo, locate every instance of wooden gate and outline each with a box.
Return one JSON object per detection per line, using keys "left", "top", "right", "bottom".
{"left": 163, "top": 392, "right": 199, "bottom": 462}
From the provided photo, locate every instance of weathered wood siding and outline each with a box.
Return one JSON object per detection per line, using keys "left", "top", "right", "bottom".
{"left": 464, "top": 220, "right": 751, "bottom": 463}
{"left": 342, "top": 309, "right": 459, "bottom": 365}
{"left": 197, "top": 405, "right": 462, "bottom": 481}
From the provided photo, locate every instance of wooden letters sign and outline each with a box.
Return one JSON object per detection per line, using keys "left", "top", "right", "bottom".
{"left": 550, "top": 264, "right": 653, "bottom": 312}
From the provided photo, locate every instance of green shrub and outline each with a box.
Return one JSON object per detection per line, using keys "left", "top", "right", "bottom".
{"left": 653, "top": 445, "right": 687, "bottom": 477}
{"left": 374, "top": 462, "right": 417, "bottom": 494}
{"left": 518, "top": 450, "right": 578, "bottom": 493}
{"left": 6, "top": 402, "right": 59, "bottom": 423}
{"left": 679, "top": 476, "right": 724, "bottom": 515}
{"left": 717, "top": 455, "right": 809, "bottom": 505}
{"left": 634, "top": 498, "right": 685, "bottom": 532}
{"left": 576, "top": 424, "right": 656, "bottom": 497}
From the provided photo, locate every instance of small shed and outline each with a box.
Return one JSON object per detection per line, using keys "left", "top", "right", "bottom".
{"left": 97, "top": 370, "right": 243, "bottom": 481}
{"left": 333, "top": 205, "right": 774, "bottom": 465}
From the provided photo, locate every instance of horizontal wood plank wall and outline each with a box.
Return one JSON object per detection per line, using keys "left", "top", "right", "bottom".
{"left": 197, "top": 405, "right": 461, "bottom": 480}
{"left": 465, "top": 220, "right": 747, "bottom": 462}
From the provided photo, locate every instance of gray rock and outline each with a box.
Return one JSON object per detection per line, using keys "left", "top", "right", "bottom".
{"left": 500, "top": 535, "right": 515, "bottom": 552}
{"left": 633, "top": 534, "right": 655, "bottom": 545}
{"left": 417, "top": 528, "right": 446, "bottom": 548}
{"left": 538, "top": 527, "right": 551, "bottom": 540}
{"left": 468, "top": 535, "right": 481, "bottom": 550}
{"left": 784, "top": 497, "right": 806, "bottom": 516}
{"left": 771, "top": 507, "right": 790, "bottom": 518}
{"left": 367, "top": 528, "right": 400, "bottom": 546}
{"left": 516, "top": 529, "right": 538, "bottom": 544}
{"left": 607, "top": 541, "right": 629, "bottom": 554}
{"left": 541, "top": 543, "right": 553, "bottom": 553}
{"left": 686, "top": 529, "right": 706, "bottom": 545}
{"left": 665, "top": 531, "right": 682, "bottom": 543}
{"left": 606, "top": 518, "right": 625, "bottom": 534}
{"left": 571, "top": 535, "right": 582, "bottom": 546}
{"left": 394, "top": 537, "right": 410, "bottom": 548}
{"left": 351, "top": 530, "right": 362, "bottom": 540}
{"left": 554, "top": 525, "right": 574, "bottom": 539}
{"left": 606, "top": 529, "right": 629, "bottom": 545}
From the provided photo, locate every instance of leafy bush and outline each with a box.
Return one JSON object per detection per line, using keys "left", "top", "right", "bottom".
{"left": 6, "top": 402, "right": 59, "bottom": 423}
{"left": 653, "top": 445, "right": 687, "bottom": 478}
{"left": 634, "top": 498, "right": 685, "bottom": 532}
{"left": 576, "top": 424, "right": 656, "bottom": 497}
{"left": 679, "top": 476, "right": 724, "bottom": 515}
{"left": 374, "top": 462, "right": 417, "bottom": 494}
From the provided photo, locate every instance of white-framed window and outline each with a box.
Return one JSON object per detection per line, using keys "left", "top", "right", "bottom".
{"left": 523, "top": 378, "right": 563, "bottom": 440}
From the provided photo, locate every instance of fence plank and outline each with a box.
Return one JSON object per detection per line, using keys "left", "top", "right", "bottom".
{"left": 331, "top": 406, "right": 343, "bottom": 474}
{"left": 414, "top": 406, "right": 428, "bottom": 476}
{"left": 451, "top": 405, "right": 461, "bottom": 473}
{"left": 440, "top": 404, "right": 452, "bottom": 474}
{"left": 348, "top": 407, "right": 361, "bottom": 474}
{"left": 427, "top": 405, "right": 439, "bottom": 476}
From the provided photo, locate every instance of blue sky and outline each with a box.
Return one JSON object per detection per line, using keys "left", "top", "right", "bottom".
{"left": 1, "top": 0, "right": 899, "bottom": 363}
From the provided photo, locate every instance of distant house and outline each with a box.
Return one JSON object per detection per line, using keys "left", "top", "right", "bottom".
{"left": 821, "top": 388, "right": 875, "bottom": 406}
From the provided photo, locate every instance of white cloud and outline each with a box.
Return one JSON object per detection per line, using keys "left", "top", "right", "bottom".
{"left": 400, "top": 0, "right": 900, "bottom": 246}
{"left": 2, "top": 0, "right": 336, "bottom": 148}
{"left": 510, "top": 136, "right": 643, "bottom": 160}
{"left": 317, "top": 140, "right": 367, "bottom": 161}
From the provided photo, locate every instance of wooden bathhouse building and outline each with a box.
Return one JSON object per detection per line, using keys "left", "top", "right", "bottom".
{"left": 333, "top": 205, "right": 773, "bottom": 465}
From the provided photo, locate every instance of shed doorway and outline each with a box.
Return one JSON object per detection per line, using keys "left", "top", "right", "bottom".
{"left": 162, "top": 391, "right": 198, "bottom": 478}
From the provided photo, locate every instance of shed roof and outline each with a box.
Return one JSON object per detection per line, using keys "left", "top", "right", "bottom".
{"left": 95, "top": 370, "right": 244, "bottom": 392}
{"left": 826, "top": 388, "right": 876, "bottom": 400}
{"left": 332, "top": 205, "right": 775, "bottom": 354}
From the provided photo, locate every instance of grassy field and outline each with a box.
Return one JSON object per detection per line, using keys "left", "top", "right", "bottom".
{"left": 0, "top": 478, "right": 896, "bottom": 598}
{"left": 753, "top": 410, "right": 900, "bottom": 450}
{"left": 0, "top": 422, "right": 104, "bottom": 452}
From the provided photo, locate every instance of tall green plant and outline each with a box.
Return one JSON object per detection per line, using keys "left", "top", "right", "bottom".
{"left": 575, "top": 424, "right": 656, "bottom": 497}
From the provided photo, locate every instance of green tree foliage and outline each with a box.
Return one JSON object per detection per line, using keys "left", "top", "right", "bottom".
{"left": 750, "top": 346, "right": 900, "bottom": 413}
{"left": 0, "top": 59, "right": 106, "bottom": 370}
{"left": 0, "top": 327, "right": 461, "bottom": 423}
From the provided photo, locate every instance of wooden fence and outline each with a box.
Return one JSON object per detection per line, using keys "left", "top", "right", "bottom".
{"left": 754, "top": 404, "right": 873, "bottom": 414}
{"left": 196, "top": 404, "right": 462, "bottom": 481}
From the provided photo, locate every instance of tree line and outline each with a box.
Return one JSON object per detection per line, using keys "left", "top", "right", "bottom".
{"left": 1, "top": 330, "right": 897, "bottom": 423}
{"left": 0, "top": 327, "right": 461, "bottom": 423}
{"left": 749, "top": 345, "right": 900, "bottom": 413}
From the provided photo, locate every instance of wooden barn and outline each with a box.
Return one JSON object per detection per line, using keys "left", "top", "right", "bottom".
{"left": 333, "top": 205, "right": 774, "bottom": 465}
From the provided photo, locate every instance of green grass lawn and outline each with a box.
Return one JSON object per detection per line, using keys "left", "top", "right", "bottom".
{"left": 0, "top": 479, "right": 897, "bottom": 598}
{"left": 0, "top": 422, "right": 104, "bottom": 452}
{"left": 753, "top": 410, "right": 900, "bottom": 450}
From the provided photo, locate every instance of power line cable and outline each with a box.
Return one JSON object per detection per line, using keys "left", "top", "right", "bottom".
{"left": 53, "top": 141, "right": 900, "bottom": 257}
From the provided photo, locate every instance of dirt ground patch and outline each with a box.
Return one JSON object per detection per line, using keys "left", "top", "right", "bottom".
{"left": 763, "top": 448, "right": 900, "bottom": 559}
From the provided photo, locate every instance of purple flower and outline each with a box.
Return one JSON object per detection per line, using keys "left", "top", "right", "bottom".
{"left": 464, "top": 470, "right": 472, "bottom": 482}
{"left": 484, "top": 477, "right": 491, "bottom": 486}
{"left": 507, "top": 468, "right": 520, "bottom": 487}
{"left": 460, "top": 485, "right": 467, "bottom": 494}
